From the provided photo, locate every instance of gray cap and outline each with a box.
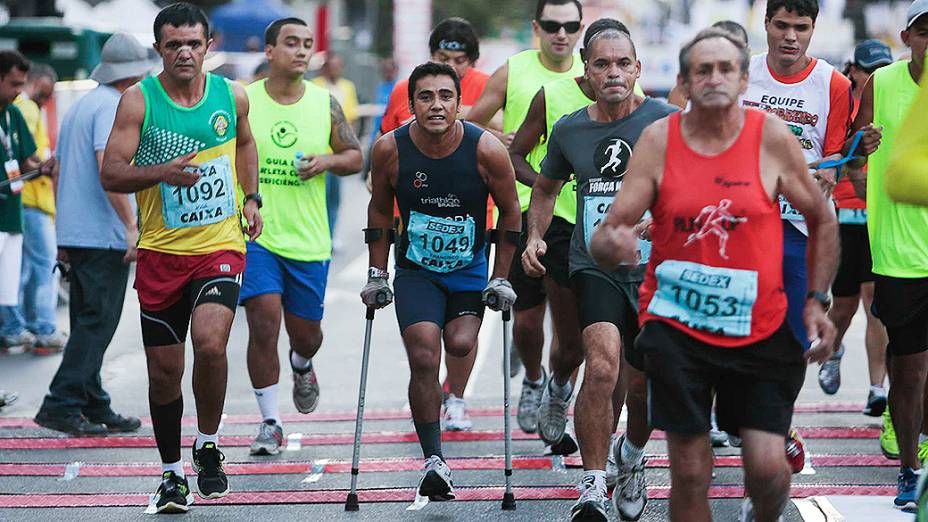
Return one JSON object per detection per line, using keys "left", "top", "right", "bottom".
{"left": 90, "top": 33, "right": 153, "bottom": 84}
{"left": 908, "top": 0, "right": 928, "bottom": 28}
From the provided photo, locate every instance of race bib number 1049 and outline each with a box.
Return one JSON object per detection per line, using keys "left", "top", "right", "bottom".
{"left": 160, "top": 155, "right": 236, "bottom": 229}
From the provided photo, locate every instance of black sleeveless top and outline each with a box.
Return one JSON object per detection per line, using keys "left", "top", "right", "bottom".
{"left": 394, "top": 121, "right": 488, "bottom": 272}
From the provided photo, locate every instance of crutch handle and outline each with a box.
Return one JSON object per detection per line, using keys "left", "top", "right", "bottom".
{"left": 375, "top": 290, "right": 389, "bottom": 306}
{"left": 486, "top": 293, "right": 499, "bottom": 309}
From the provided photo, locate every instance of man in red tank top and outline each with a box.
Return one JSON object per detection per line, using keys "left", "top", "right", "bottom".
{"left": 589, "top": 29, "right": 838, "bottom": 522}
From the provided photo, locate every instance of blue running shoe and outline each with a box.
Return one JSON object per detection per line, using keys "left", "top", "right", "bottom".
{"left": 896, "top": 467, "right": 918, "bottom": 512}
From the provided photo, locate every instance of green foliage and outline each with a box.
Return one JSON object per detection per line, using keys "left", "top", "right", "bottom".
{"left": 433, "top": 0, "right": 531, "bottom": 39}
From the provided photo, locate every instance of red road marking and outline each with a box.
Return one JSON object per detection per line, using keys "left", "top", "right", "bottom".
{"left": 0, "top": 403, "right": 868, "bottom": 429}
{"left": 0, "top": 453, "right": 895, "bottom": 477}
{"left": 0, "top": 484, "right": 897, "bottom": 508}
{"left": 0, "top": 427, "right": 880, "bottom": 450}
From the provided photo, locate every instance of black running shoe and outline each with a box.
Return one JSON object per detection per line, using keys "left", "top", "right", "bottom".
{"left": 152, "top": 471, "right": 192, "bottom": 514}
{"left": 192, "top": 442, "right": 229, "bottom": 499}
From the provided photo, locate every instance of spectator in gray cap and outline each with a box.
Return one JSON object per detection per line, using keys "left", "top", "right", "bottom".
{"left": 33, "top": 33, "right": 153, "bottom": 436}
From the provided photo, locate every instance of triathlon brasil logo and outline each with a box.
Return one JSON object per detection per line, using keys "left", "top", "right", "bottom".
{"left": 272, "top": 120, "right": 298, "bottom": 148}
{"left": 594, "top": 137, "right": 632, "bottom": 179}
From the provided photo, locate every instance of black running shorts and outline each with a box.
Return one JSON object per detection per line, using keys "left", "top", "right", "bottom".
{"left": 872, "top": 275, "right": 928, "bottom": 356}
{"left": 638, "top": 320, "right": 806, "bottom": 437}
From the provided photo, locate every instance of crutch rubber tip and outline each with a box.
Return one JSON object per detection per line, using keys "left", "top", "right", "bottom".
{"left": 345, "top": 493, "right": 360, "bottom": 511}
{"left": 502, "top": 492, "right": 516, "bottom": 510}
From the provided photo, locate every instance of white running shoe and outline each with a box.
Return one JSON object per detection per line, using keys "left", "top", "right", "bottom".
{"left": 292, "top": 364, "right": 320, "bottom": 414}
{"left": 537, "top": 380, "right": 571, "bottom": 445}
{"left": 614, "top": 435, "right": 647, "bottom": 521}
{"left": 417, "top": 455, "right": 455, "bottom": 501}
{"left": 606, "top": 434, "right": 620, "bottom": 489}
{"left": 738, "top": 497, "right": 784, "bottom": 522}
{"left": 517, "top": 371, "right": 545, "bottom": 433}
{"left": 442, "top": 394, "right": 473, "bottom": 431}
{"left": 249, "top": 420, "right": 284, "bottom": 456}
{"left": 571, "top": 475, "right": 609, "bottom": 521}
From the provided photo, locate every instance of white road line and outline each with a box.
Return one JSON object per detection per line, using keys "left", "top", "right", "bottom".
{"left": 464, "top": 309, "right": 503, "bottom": 400}
{"left": 794, "top": 497, "right": 845, "bottom": 522}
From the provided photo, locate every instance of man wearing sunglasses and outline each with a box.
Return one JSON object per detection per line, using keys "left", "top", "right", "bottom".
{"left": 468, "top": 0, "right": 585, "bottom": 457}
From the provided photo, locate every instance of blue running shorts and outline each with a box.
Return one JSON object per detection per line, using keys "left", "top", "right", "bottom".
{"left": 240, "top": 241, "right": 330, "bottom": 321}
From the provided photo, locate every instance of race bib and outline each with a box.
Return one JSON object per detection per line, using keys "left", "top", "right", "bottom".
{"left": 778, "top": 194, "right": 804, "bottom": 222}
{"left": 405, "top": 210, "right": 475, "bottom": 273}
{"left": 837, "top": 208, "right": 867, "bottom": 225}
{"left": 160, "top": 156, "right": 236, "bottom": 229}
{"left": 583, "top": 195, "right": 650, "bottom": 264}
{"left": 4, "top": 159, "right": 22, "bottom": 195}
{"left": 647, "top": 260, "right": 758, "bottom": 337}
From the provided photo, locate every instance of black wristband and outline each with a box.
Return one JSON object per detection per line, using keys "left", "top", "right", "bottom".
{"left": 805, "top": 290, "right": 832, "bottom": 311}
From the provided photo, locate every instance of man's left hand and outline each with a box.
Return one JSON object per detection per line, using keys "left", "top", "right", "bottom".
{"left": 243, "top": 200, "right": 263, "bottom": 240}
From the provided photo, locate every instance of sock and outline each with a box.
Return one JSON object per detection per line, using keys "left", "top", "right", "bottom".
{"left": 524, "top": 367, "right": 546, "bottom": 387}
{"left": 290, "top": 350, "right": 312, "bottom": 372}
{"left": 253, "top": 384, "right": 281, "bottom": 426}
{"left": 195, "top": 429, "right": 219, "bottom": 450}
{"left": 582, "top": 469, "right": 608, "bottom": 491}
{"left": 621, "top": 437, "right": 645, "bottom": 466}
{"left": 871, "top": 384, "right": 887, "bottom": 397}
{"left": 414, "top": 420, "right": 443, "bottom": 460}
{"left": 549, "top": 377, "right": 573, "bottom": 400}
{"left": 162, "top": 459, "right": 185, "bottom": 478}
{"left": 150, "top": 395, "right": 183, "bottom": 464}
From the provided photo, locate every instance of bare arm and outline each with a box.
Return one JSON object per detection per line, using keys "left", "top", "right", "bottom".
{"left": 766, "top": 114, "right": 838, "bottom": 360}
{"left": 846, "top": 76, "right": 881, "bottom": 169}
{"left": 101, "top": 86, "right": 199, "bottom": 193}
{"left": 589, "top": 120, "right": 666, "bottom": 268}
{"left": 477, "top": 133, "right": 521, "bottom": 280}
{"left": 667, "top": 84, "right": 688, "bottom": 109}
{"left": 97, "top": 151, "right": 138, "bottom": 262}
{"left": 366, "top": 134, "right": 398, "bottom": 271}
{"left": 231, "top": 82, "right": 263, "bottom": 240}
{"left": 509, "top": 89, "right": 546, "bottom": 187}
{"left": 467, "top": 64, "right": 512, "bottom": 144}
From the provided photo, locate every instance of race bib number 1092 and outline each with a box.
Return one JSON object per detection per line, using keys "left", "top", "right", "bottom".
{"left": 160, "top": 155, "right": 236, "bottom": 229}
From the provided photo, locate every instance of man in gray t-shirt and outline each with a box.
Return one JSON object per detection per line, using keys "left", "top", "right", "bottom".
{"left": 520, "top": 28, "right": 676, "bottom": 521}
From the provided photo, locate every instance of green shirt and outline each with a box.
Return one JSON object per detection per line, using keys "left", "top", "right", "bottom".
{"left": 0, "top": 104, "right": 36, "bottom": 233}
{"left": 868, "top": 60, "right": 928, "bottom": 278}
{"left": 504, "top": 50, "right": 584, "bottom": 211}
{"left": 246, "top": 79, "right": 332, "bottom": 261}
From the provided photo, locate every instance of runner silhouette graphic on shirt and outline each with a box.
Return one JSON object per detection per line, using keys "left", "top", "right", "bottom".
{"left": 600, "top": 139, "right": 626, "bottom": 175}
{"left": 684, "top": 199, "right": 747, "bottom": 260}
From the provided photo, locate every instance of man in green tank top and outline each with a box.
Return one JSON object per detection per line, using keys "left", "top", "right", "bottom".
{"left": 101, "top": 3, "right": 262, "bottom": 514}
{"left": 467, "top": 0, "right": 584, "bottom": 456}
{"left": 241, "top": 18, "right": 362, "bottom": 457}
{"left": 848, "top": 0, "right": 928, "bottom": 510}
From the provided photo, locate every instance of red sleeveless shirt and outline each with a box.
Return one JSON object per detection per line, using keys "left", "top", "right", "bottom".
{"left": 638, "top": 109, "right": 786, "bottom": 348}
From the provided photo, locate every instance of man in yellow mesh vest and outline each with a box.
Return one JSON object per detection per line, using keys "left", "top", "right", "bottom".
{"left": 0, "top": 63, "right": 66, "bottom": 353}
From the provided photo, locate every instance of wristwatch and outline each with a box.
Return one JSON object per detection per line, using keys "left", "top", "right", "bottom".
{"left": 243, "top": 192, "right": 263, "bottom": 208}
{"left": 805, "top": 290, "right": 832, "bottom": 311}
{"left": 368, "top": 267, "right": 389, "bottom": 279}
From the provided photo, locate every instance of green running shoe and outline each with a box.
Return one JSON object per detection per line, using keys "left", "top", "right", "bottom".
{"left": 882, "top": 408, "right": 900, "bottom": 460}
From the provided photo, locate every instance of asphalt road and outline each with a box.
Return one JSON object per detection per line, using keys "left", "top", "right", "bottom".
{"left": 0, "top": 176, "right": 913, "bottom": 521}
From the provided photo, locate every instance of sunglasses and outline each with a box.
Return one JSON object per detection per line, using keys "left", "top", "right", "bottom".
{"left": 537, "top": 20, "right": 582, "bottom": 34}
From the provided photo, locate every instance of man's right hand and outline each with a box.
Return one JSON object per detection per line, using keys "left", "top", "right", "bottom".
{"left": 521, "top": 236, "right": 547, "bottom": 277}
{"left": 159, "top": 152, "right": 200, "bottom": 187}
{"left": 123, "top": 226, "right": 139, "bottom": 264}
{"left": 361, "top": 276, "right": 393, "bottom": 309}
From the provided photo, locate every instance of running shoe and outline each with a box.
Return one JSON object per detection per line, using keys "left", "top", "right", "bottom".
{"left": 545, "top": 426, "right": 580, "bottom": 456}
{"left": 863, "top": 388, "right": 888, "bottom": 417}
{"left": 817, "top": 343, "right": 844, "bottom": 395}
{"left": 614, "top": 434, "right": 647, "bottom": 521}
{"left": 785, "top": 429, "right": 806, "bottom": 474}
{"left": 292, "top": 360, "right": 320, "bottom": 414}
{"left": 728, "top": 434, "right": 743, "bottom": 448}
{"left": 916, "top": 465, "right": 928, "bottom": 521}
{"left": 710, "top": 413, "right": 729, "bottom": 448}
{"left": 882, "top": 409, "right": 900, "bottom": 460}
{"left": 738, "top": 497, "right": 784, "bottom": 522}
{"left": 0, "top": 331, "right": 34, "bottom": 352}
{"left": 442, "top": 394, "right": 473, "bottom": 431}
{"left": 249, "top": 420, "right": 284, "bottom": 456}
{"left": 918, "top": 438, "right": 928, "bottom": 464}
{"left": 0, "top": 389, "right": 17, "bottom": 408}
{"left": 151, "top": 471, "right": 192, "bottom": 514}
{"left": 32, "top": 331, "right": 67, "bottom": 355}
{"left": 571, "top": 476, "right": 609, "bottom": 521}
{"left": 191, "top": 442, "right": 229, "bottom": 499}
{"left": 606, "top": 434, "right": 619, "bottom": 489}
{"left": 537, "top": 379, "right": 571, "bottom": 445}
{"left": 517, "top": 371, "right": 545, "bottom": 433}
{"left": 897, "top": 467, "right": 919, "bottom": 511}
{"left": 417, "top": 455, "right": 455, "bottom": 501}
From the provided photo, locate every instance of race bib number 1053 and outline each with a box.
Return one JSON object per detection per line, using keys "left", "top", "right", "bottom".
{"left": 160, "top": 155, "right": 236, "bottom": 229}
{"left": 647, "top": 260, "right": 758, "bottom": 337}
